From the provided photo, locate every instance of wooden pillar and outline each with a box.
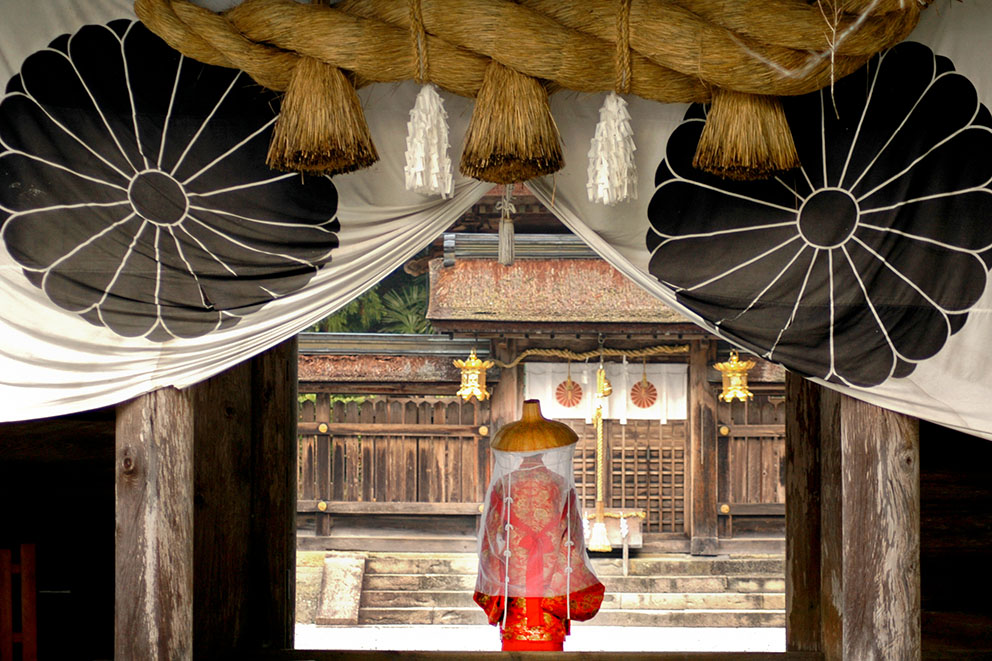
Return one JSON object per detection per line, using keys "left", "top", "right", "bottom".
{"left": 117, "top": 338, "right": 297, "bottom": 659}
{"left": 689, "top": 339, "right": 718, "bottom": 555}
{"left": 490, "top": 338, "right": 522, "bottom": 434}
{"left": 785, "top": 372, "right": 920, "bottom": 661}
{"left": 192, "top": 359, "right": 252, "bottom": 657}
{"left": 116, "top": 387, "right": 194, "bottom": 660}
{"left": 785, "top": 371, "right": 822, "bottom": 653}
{"left": 248, "top": 337, "right": 297, "bottom": 651}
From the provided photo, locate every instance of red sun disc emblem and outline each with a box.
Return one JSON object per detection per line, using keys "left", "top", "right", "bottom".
{"left": 630, "top": 380, "right": 657, "bottom": 408}
{"left": 555, "top": 379, "right": 583, "bottom": 407}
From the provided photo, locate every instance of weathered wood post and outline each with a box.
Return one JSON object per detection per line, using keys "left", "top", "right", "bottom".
{"left": 116, "top": 338, "right": 297, "bottom": 659}
{"left": 689, "top": 339, "right": 718, "bottom": 555}
{"left": 116, "top": 387, "right": 194, "bottom": 660}
{"left": 786, "top": 372, "right": 920, "bottom": 661}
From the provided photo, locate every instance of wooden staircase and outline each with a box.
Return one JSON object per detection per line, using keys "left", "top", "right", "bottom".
{"left": 298, "top": 551, "right": 785, "bottom": 628}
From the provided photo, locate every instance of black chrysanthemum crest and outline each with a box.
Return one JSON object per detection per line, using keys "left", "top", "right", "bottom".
{"left": 646, "top": 42, "right": 992, "bottom": 387}
{"left": 0, "top": 20, "right": 340, "bottom": 341}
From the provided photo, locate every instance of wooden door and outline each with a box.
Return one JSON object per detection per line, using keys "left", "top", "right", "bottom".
{"left": 716, "top": 389, "right": 787, "bottom": 537}
{"left": 565, "top": 418, "right": 688, "bottom": 534}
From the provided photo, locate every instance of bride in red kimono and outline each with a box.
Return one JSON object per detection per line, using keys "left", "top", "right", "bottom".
{"left": 474, "top": 400, "right": 605, "bottom": 651}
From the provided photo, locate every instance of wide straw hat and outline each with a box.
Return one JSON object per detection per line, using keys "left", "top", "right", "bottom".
{"left": 491, "top": 399, "right": 578, "bottom": 452}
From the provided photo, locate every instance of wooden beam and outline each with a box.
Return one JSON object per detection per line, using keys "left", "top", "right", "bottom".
{"left": 785, "top": 371, "right": 822, "bottom": 654}
{"left": 192, "top": 359, "right": 253, "bottom": 658}
{"left": 297, "top": 501, "right": 482, "bottom": 515}
{"left": 115, "top": 387, "right": 194, "bottom": 660}
{"left": 785, "top": 373, "right": 920, "bottom": 661}
{"left": 489, "top": 338, "right": 522, "bottom": 435}
{"left": 298, "top": 422, "right": 480, "bottom": 436}
{"left": 834, "top": 392, "right": 920, "bottom": 660}
{"left": 689, "top": 339, "right": 718, "bottom": 555}
{"left": 248, "top": 338, "right": 298, "bottom": 651}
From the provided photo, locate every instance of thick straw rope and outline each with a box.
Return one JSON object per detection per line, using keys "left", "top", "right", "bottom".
{"left": 133, "top": 0, "right": 924, "bottom": 180}
{"left": 135, "top": 0, "right": 920, "bottom": 104}
{"left": 491, "top": 344, "right": 690, "bottom": 370}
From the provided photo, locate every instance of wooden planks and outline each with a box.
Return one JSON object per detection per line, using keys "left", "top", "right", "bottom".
{"left": 299, "top": 397, "right": 486, "bottom": 507}
{"left": 115, "top": 387, "right": 194, "bottom": 660}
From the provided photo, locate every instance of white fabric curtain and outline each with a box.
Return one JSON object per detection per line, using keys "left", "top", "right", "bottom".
{"left": 523, "top": 362, "right": 687, "bottom": 423}
{"left": 3, "top": 0, "right": 992, "bottom": 445}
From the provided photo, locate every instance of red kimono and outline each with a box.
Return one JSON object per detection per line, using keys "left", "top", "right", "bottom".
{"left": 474, "top": 456, "right": 605, "bottom": 651}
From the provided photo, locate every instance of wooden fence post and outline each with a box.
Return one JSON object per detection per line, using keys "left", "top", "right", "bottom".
{"left": 116, "top": 387, "right": 194, "bottom": 660}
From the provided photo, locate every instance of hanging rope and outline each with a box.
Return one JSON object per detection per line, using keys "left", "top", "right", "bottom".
{"left": 133, "top": 0, "right": 924, "bottom": 181}
{"left": 491, "top": 343, "right": 689, "bottom": 369}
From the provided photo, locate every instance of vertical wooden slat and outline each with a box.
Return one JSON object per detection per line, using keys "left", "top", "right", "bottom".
{"left": 299, "top": 399, "right": 316, "bottom": 500}
{"left": 747, "top": 436, "right": 762, "bottom": 502}
{"left": 116, "top": 387, "right": 194, "bottom": 661}
{"left": 1, "top": 548, "right": 11, "bottom": 661}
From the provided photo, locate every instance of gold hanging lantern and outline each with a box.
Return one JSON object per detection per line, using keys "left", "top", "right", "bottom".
{"left": 454, "top": 348, "right": 494, "bottom": 402}
{"left": 714, "top": 350, "right": 756, "bottom": 403}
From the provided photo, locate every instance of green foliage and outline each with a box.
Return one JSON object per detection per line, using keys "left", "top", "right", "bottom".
{"left": 307, "top": 267, "right": 435, "bottom": 334}
{"left": 309, "top": 288, "right": 385, "bottom": 333}
{"left": 382, "top": 283, "right": 432, "bottom": 334}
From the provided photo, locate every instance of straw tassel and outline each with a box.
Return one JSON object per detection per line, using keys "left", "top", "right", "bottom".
{"left": 266, "top": 56, "right": 379, "bottom": 176}
{"left": 587, "top": 92, "right": 637, "bottom": 205}
{"left": 460, "top": 60, "right": 563, "bottom": 184}
{"left": 692, "top": 88, "right": 799, "bottom": 181}
{"left": 404, "top": 84, "right": 454, "bottom": 197}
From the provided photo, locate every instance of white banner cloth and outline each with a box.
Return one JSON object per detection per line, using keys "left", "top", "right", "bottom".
{"left": 1, "top": 1, "right": 992, "bottom": 445}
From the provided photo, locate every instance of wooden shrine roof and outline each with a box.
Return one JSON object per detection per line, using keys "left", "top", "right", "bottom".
{"left": 426, "top": 255, "right": 687, "bottom": 326}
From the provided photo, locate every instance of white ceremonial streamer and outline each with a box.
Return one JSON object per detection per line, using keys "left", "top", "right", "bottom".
{"left": 586, "top": 92, "right": 637, "bottom": 205}
{"left": 404, "top": 83, "right": 453, "bottom": 198}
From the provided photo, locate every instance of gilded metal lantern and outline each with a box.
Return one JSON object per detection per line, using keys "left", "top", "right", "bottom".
{"left": 714, "top": 350, "right": 756, "bottom": 403}
{"left": 454, "top": 348, "right": 494, "bottom": 401}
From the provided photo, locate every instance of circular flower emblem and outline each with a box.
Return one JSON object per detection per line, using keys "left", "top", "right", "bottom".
{"left": 555, "top": 378, "right": 583, "bottom": 408}
{"left": 0, "top": 21, "right": 339, "bottom": 341}
{"left": 629, "top": 379, "right": 657, "bottom": 409}
{"left": 646, "top": 42, "right": 992, "bottom": 387}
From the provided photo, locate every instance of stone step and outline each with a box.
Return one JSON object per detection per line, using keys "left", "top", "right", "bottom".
{"left": 363, "top": 553, "right": 785, "bottom": 579}
{"left": 602, "top": 592, "right": 785, "bottom": 611}
{"left": 591, "top": 556, "right": 785, "bottom": 577}
{"left": 364, "top": 573, "right": 478, "bottom": 591}
{"left": 364, "top": 553, "right": 478, "bottom": 575}
{"left": 362, "top": 572, "right": 784, "bottom": 596}
{"left": 358, "top": 606, "right": 785, "bottom": 628}
{"left": 589, "top": 609, "right": 785, "bottom": 628}
{"left": 362, "top": 590, "right": 478, "bottom": 608}
{"left": 359, "top": 607, "right": 489, "bottom": 626}
{"left": 361, "top": 589, "right": 784, "bottom": 612}
{"left": 601, "top": 574, "right": 784, "bottom": 594}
